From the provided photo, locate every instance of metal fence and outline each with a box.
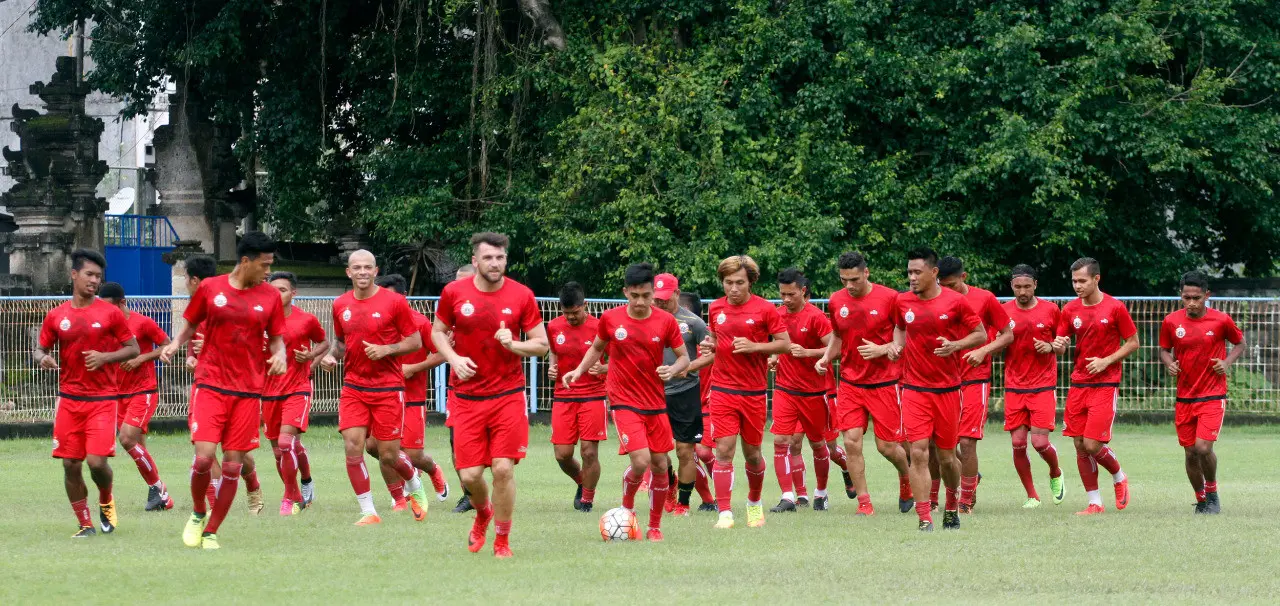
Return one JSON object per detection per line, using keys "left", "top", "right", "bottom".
{"left": 1, "top": 296, "right": 1277, "bottom": 423}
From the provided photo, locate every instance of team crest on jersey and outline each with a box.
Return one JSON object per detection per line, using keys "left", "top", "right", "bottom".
{"left": 1072, "top": 316, "right": 1082, "bottom": 329}
{"left": 839, "top": 306, "right": 849, "bottom": 318}
{"left": 460, "top": 302, "right": 475, "bottom": 317}
{"left": 59, "top": 318, "right": 71, "bottom": 331}
{"left": 1175, "top": 325, "right": 1186, "bottom": 339}
{"left": 342, "top": 308, "right": 352, "bottom": 322}
{"left": 555, "top": 333, "right": 566, "bottom": 345}
{"left": 716, "top": 312, "right": 726, "bottom": 325}
{"left": 214, "top": 293, "right": 228, "bottom": 307}
{"left": 679, "top": 322, "right": 690, "bottom": 334}
{"left": 51, "top": 438, "right": 59, "bottom": 451}
{"left": 615, "top": 327, "right": 629, "bottom": 340}
{"left": 904, "top": 310, "right": 916, "bottom": 324}
{"left": 1008, "top": 320, "right": 1016, "bottom": 329}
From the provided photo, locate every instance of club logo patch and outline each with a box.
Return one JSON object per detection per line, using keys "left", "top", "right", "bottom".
{"left": 555, "top": 333, "right": 565, "bottom": 345}
{"left": 716, "top": 312, "right": 726, "bottom": 325}
{"left": 51, "top": 438, "right": 59, "bottom": 450}
{"left": 460, "top": 302, "right": 475, "bottom": 317}
{"left": 342, "top": 309, "right": 352, "bottom": 322}
{"left": 1009, "top": 320, "right": 1016, "bottom": 329}
{"left": 59, "top": 318, "right": 70, "bottom": 331}
{"left": 656, "top": 279, "right": 665, "bottom": 289}
{"left": 615, "top": 327, "right": 628, "bottom": 340}
{"left": 839, "top": 306, "right": 849, "bottom": 318}
{"left": 1175, "top": 325, "right": 1186, "bottom": 339}
{"left": 678, "top": 322, "right": 690, "bottom": 334}
{"left": 214, "top": 293, "right": 228, "bottom": 307}
{"left": 1072, "top": 316, "right": 1082, "bottom": 329}
{"left": 905, "top": 310, "right": 916, "bottom": 324}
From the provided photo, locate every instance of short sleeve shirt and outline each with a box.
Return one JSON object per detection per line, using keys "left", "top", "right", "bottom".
{"left": 40, "top": 299, "right": 134, "bottom": 398}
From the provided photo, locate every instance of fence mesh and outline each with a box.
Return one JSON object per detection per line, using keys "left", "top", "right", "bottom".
{"left": 2, "top": 295, "right": 1276, "bottom": 423}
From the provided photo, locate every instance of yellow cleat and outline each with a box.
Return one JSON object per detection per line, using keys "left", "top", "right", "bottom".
{"left": 746, "top": 504, "right": 766, "bottom": 528}
{"left": 201, "top": 533, "right": 220, "bottom": 550}
{"left": 354, "top": 514, "right": 382, "bottom": 526}
{"left": 182, "top": 513, "right": 208, "bottom": 547}
{"left": 247, "top": 489, "right": 264, "bottom": 515}
{"left": 714, "top": 511, "right": 735, "bottom": 529}
{"left": 1023, "top": 498, "right": 1042, "bottom": 509}
{"left": 99, "top": 499, "right": 117, "bottom": 533}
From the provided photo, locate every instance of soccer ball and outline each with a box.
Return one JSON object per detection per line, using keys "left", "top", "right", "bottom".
{"left": 599, "top": 507, "right": 640, "bottom": 541}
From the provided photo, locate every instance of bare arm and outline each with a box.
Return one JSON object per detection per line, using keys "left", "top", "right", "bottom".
{"left": 964, "top": 325, "right": 1013, "bottom": 366}
{"left": 404, "top": 352, "right": 448, "bottom": 379}
{"left": 500, "top": 323, "right": 550, "bottom": 358}
{"left": 658, "top": 342, "right": 691, "bottom": 381}
{"left": 737, "top": 331, "right": 790, "bottom": 356}
{"left": 365, "top": 331, "right": 422, "bottom": 361}
{"left": 1086, "top": 335, "right": 1140, "bottom": 375}
{"left": 1216, "top": 338, "right": 1247, "bottom": 373}
{"left": 936, "top": 323, "right": 986, "bottom": 357}
{"left": 562, "top": 338, "right": 608, "bottom": 388}
{"left": 159, "top": 323, "right": 200, "bottom": 362}
{"left": 84, "top": 339, "right": 141, "bottom": 371}
{"left": 1159, "top": 347, "right": 1180, "bottom": 376}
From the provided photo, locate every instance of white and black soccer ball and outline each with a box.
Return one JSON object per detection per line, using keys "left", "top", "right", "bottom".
{"left": 599, "top": 507, "right": 639, "bottom": 541}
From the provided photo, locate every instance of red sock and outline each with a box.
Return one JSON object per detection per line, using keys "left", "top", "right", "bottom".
{"left": 387, "top": 481, "right": 406, "bottom": 502}
{"left": 1012, "top": 445, "right": 1037, "bottom": 499}
{"left": 392, "top": 451, "right": 417, "bottom": 482}
{"left": 581, "top": 488, "right": 595, "bottom": 504}
{"left": 915, "top": 499, "right": 932, "bottom": 523}
{"left": 1205, "top": 481, "right": 1218, "bottom": 494}
{"left": 1077, "top": 452, "right": 1099, "bottom": 492}
{"left": 127, "top": 445, "right": 161, "bottom": 486}
{"left": 277, "top": 434, "right": 302, "bottom": 502}
{"left": 98, "top": 481, "right": 113, "bottom": 505}
{"left": 1031, "top": 435, "right": 1062, "bottom": 478}
{"left": 189, "top": 456, "right": 214, "bottom": 515}
{"left": 960, "top": 475, "right": 978, "bottom": 506}
{"left": 1195, "top": 489, "right": 1207, "bottom": 502}
{"left": 694, "top": 462, "right": 714, "bottom": 503}
{"left": 72, "top": 498, "right": 92, "bottom": 527}
{"left": 1093, "top": 446, "right": 1122, "bottom": 476}
{"left": 204, "top": 461, "right": 242, "bottom": 534}
{"left": 713, "top": 461, "right": 734, "bottom": 512}
{"left": 494, "top": 518, "right": 511, "bottom": 548}
{"left": 789, "top": 454, "right": 807, "bottom": 496}
{"left": 746, "top": 459, "right": 767, "bottom": 503}
{"left": 244, "top": 469, "right": 260, "bottom": 492}
{"left": 622, "top": 467, "right": 644, "bottom": 510}
{"left": 773, "top": 444, "right": 793, "bottom": 495}
{"left": 206, "top": 483, "right": 217, "bottom": 511}
{"left": 346, "top": 455, "right": 371, "bottom": 495}
{"left": 830, "top": 445, "right": 849, "bottom": 470}
{"left": 899, "top": 474, "right": 913, "bottom": 501}
{"left": 944, "top": 486, "right": 959, "bottom": 512}
{"left": 929, "top": 478, "right": 941, "bottom": 504}
{"left": 857, "top": 492, "right": 871, "bottom": 508}
{"left": 813, "top": 443, "right": 831, "bottom": 491}
{"left": 296, "top": 441, "right": 312, "bottom": 481}
{"left": 648, "top": 472, "right": 669, "bottom": 530}
{"left": 696, "top": 446, "right": 715, "bottom": 467}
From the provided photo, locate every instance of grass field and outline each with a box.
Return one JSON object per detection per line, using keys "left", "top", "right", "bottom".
{"left": 3, "top": 423, "right": 1280, "bottom": 604}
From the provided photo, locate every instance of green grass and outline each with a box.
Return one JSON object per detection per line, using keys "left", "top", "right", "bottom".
{"left": 3, "top": 424, "right": 1279, "bottom": 603}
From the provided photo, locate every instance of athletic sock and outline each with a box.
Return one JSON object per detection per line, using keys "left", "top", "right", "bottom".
{"left": 97, "top": 481, "right": 113, "bottom": 506}
{"left": 278, "top": 434, "right": 302, "bottom": 502}
{"left": 648, "top": 473, "right": 669, "bottom": 529}
{"left": 773, "top": 444, "right": 793, "bottom": 494}
{"left": 296, "top": 441, "right": 312, "bottom": 482}
{"left": 1204, "top": 481, "right": 1218, "bottom": 494}
{"left": 244, "top": 468, "right": 260, "bottom": 493}
{"left": 387, "top": 481, "right": 407, "bottom": 503}
{"left": 915, "top": 499, "right": 932, "bottom": 523}
{"left": 1012, "top": 444, "right": 1037, "bottom": 499}
{"left": 356, "top": 492, "right": 376, "bottom": 515}
{"left": 1031, "top": 436, "right": 1062, "bottom": 477}
{"left": 944, "top": 486, "right": 959, "bottom": 512}
{"left": 813, "top": 443, "right": 831, "bottom": 492}
{"left": 393, "top": 451, "right": 418, "bottom": 483}
{"left": 127, "top": 444, "right": 161, "bottom": 486}
{"left": 72, "top": 498, "right": 92, "bottom": 528}
{"left": 495, "top": 519, "right": 511, "bottom": 541}
{"left": 204, "top": 461, "right": 242, "bottom": 534}
{"left": 713, "top": 461, "right": 734, "bottom": 513}
{"left": 1077, "top": 451, "right": 1100, "bottom": 493}
{"left": 1094, "top": 446, "right": 1123, "bottom": 480}
{"left": 1087, "top": 490, "right": 1103, "bottom": 506}
{"left": 929, "top": 478, "right": 941, "bottom": 505}
{"left": 346, "top": 455, "right": 372, "bottom": 498}
{"left": 677, "top": 481, "right": 694, "bottom": 506}
{"left": 830, "top": 444, "right": 849, "bottom": 470}
{"left": 206, "top": 482, "right": 217, "bottom": 511}
{"left": 622, "top": 467, "right": 644, "bottom": 510}
{"left": 789, "top": 454, "right": 807, "bottom": 497}
{"left": 581, "top": 488, "right": 596, "bottom": 504}
{"left": 746, "top": 459, "right": 767, "bottom": 503}
{"left": 694, "top": 463, "right": 714, "bottom": 504}
{"left": 1195, "top": 489, "right": 1207, "bottom": 503}
{"left": 189, "top": 456, "right": 214, "bottom": 515}
{"left": 899, "top": 474, "right": 913, "bottom": 501}
{"left": 857, "top": 492, "right": 871, "bottom": 509}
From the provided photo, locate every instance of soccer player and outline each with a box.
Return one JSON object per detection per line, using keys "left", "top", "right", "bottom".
{"left": 546, "top": 281, "right": 608, "bottom": 512}
{"left": 768, "top": 268, "right": 836, "bottom": 513}
{"left": 98, "top": 282, "right": 173, "bottom": 512}
{"left": 816, "top": 251, "right": 913, "bottom": 516}
{"left": 318, "top": 251, "right": 430, "bottom": 525}
{"left": 37, "top": 250, "right": 140, "bottom": 538}
{"left": 937, "top": 256, "right": 1013, "bottom": 512}
{"left": 449, "top": 263, "right": 480, "bottom": 514}
{"left": 1159, "top": 271, "right": 1245, "bottom": 514}
{"left": 433, "top": 232, "right": 549, "bottom": 558}
{"left": 159, "top": 232, "right": 286, "bottom": 549}
{"left": 1001, "top": 265, "right": 1065, "bottom": 508}
{"left": 700, "top": 255, "right": 791, "bottom": 529}
{"left": 563, "top": 263, "right": 689, "bottom": 541}
{"left": 1054, "top": 257, "right": 1138, "bottom": 515}
{"left": 892, "top": 248, "right": 985, "bottom": 531}
{"left": 263, "top": 271, "right": 329, "bottom": 515}
{"left": 375, "top": 274, "right": 452, "bottom": 507}
{"left": 653, "top": 273, "right": 715, "bottom": 516}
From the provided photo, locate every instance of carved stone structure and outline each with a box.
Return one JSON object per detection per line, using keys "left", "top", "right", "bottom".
{"left": 0, "top": 57, "right": 108, "bottom": 293}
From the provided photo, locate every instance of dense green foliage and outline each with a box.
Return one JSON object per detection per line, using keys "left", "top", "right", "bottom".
{"left": 31, "top": 0, "right": 1280, "bottom": 296}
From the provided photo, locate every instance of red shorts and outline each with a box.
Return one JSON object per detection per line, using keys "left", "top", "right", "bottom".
{"left": 835, "top": 380, "right": 903, "bottom": 443}
{"left": 901, "top": 387, "right": 961, "bottom": 450}
{"left": 1004, "top": 388, "right": 1056, "bottom": 431}
{"left": 338, "top": 386, "right": 405, "bottom": 442}
{"left": 551, "top": 397, "right": 609, "bottom": 445}
{"left": 1175, "top": 398, "right": 1226, "bottom": 447}
{"left": 1063, "top": 384, "right": 1117, "bottom": 443}
{"left": 823, "top": 394, "right": 840, "bottom": 442}
{"left": 402, "top": 403, "right": 426, "bottom": 449}
{"left": 262, "top": 392, "right": 312, "bottom": 440}
{"left": 189, "top": 386, "right": 262, "bottom": 451}
{"left": 53, "top": 396, "right": 117, "bottom": 460}
{"left": 450, "top": 390, "right": 529, "bottom": 469}
{"left": 117, "top": 392, "right": 159, "bottom": 434}
{"left": 771, "top": 388, "right": 830, "bottom": 442}
{"left": 612, "top": 408, "right": 673, "bottom": 455}
{"left": 709, "top": 389, "right": 766, "bottom": 446}
{"left": 959, "top": 381, "right": 991, "bottom": 440}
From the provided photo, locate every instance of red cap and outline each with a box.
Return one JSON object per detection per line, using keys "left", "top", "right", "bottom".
{"left": 654, "top": 273, "right": 679, "bottom": 300}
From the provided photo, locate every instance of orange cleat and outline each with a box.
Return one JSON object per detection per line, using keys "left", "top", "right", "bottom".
{"left": 354, "top": 514, "right": 382, "bottom": 526}
{"left": 408, "top": 495, "right": 427, "bottom": 522}
{"left": 1114, "top": 478, "right": 1130, "bottom": 510}
{"left": 392, "top": 497, "right": 408, "bottom": 512}
{"left": 468, "top": 515, "right": 491, "bottom": 553}
{"left": 1075, "top": 503, "right": 1105, "bottom": 516}
{"left": 494, "top": 542, "right": 513, "bottom": 559}
{"left": 646, "top": 528, "right": 664, "bottom": 542}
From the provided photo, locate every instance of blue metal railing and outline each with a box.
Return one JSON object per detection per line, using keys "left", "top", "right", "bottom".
{"left": 104, "top": 215, "right": 180, "bottom": 248}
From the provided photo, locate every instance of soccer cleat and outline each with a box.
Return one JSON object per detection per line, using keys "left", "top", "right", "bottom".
{"left": 843, "top": 471, "right": 856, "bottom": 499}
{"left": 429, "top": 467, "right": 450, "bottom": 501}
{"left": 392, "top": 497, "right": 409, "bottom": 512}
{"left": 697, "top": 502, "right": 718, "bottom": 513}
{"left": 579, "top": 502, "right": 593, "bottom": 514}
{"left": 453, "top": 494, "right": 475, "bottom": 514}
{"left": 814, "top": 496, "right": 829, "bottom": 511}
{"left": 201, "top": 532, "right": 219, "bottom": 550}
{"left": 958, "top": 503, "right": 973, "bottom": 515}
{"left": 247, "top": 489, "right": 264, "bottom": 515}
{"left": 1023, "top": 498, "right": 1041, "bottom": 509}
{"left": 714, "top": 511, "right": 735, "bottom": 529}
{"left": 99, "top": 499, "right": 117, "bottom": 534}
{"left": 942, "top": 510, "right": 960, "bottom": 530}
{"left": 182, "top": 513, "right": 208, "bottom": 547}
{"left": 646, "top": 528, "right": 664, "bottom": 542}
{"left": 769, "top": 499, "right": 797, "bottom": 513}
{"left": 665, "top": 489, "right": 677, "bottom": 513}
{"left": 855, "top": 501, "right": 875, "bottom": 516}
{"left": 72, "top": 525, "right": 96, "bottom": 539}
{"left": 899, "top": 498, "right": 914, "bottom": 514}
{"left": 1050, "top": 474, "right": 1065, "bottom": 505}
{"left": 918, "top": 520, "right": 934, "bottom": 532}
{"left": 145, "top": 485, "right": 166, "bottom": 511}
{"left": 1194, "top": 501, "right": 1207, "bottom": 514}
{"left": 796, "top": 495, "right": 810, "bottom": 508}
{"left": 300, "top": 480, "right": 315, "bottom": 508}
{"left": 354, "top": 514, "right": 382, "bottom": 526}
{"left": 1114, "top": 478, "right": 1130, "bottom": 510}
{"left": 746, "top": 504, "right": 766, "bottom": 528}
{"left": 493, "top": 543, "right": 513, "bottom": 559}
{"left": 1076, "top": 503, "right": 1105, "bottom": 516}
{"left": 573, "top": 484, "right": 584, "bottom": 511}
{"left": 1205, "top": 492, "right": 1221, "bottom": 515}
{"left": 280, "top": 499, "right": 300, "bottom": 516}
{"left": 672, "top": 503, "right": 691, "bottom": 517}
{"left": 468, "top": 518, "right": 490, "bottom": 553}
{"left": 408, "top": 494, "right": 428, "bottom": 522}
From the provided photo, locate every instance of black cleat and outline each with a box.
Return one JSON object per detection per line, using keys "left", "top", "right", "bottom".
{"left": 697, "top": 502, "right": 718, "bottom": 513}
{"left": 943, "top": 510, "right": 960, "bottom": 530}
{"left": 1205, "top": 492, "right": 1221, "bottom": 514}
{"left": 813, "top": 496, "right": 828, "bottom": 511}
{"left": 452, "top": 494, "right": 474, "bottom": 514}
{"left": 770, "top": 499, "right": 797, "bottom": 513}
{"left": 1194, "top": 501, "right": 1207, "bottom": 514}
{"left": 918, "top": 520, "right": 934, "bottom": 532}
{"left": 145, "top": 485, "right": 162, "bottom": 511}
{"left": 71, "top": 526, "right": 96, "bottom": 539}
{"left": 578, "top": 502, "right": 593, "bottom": 514}
{"left": 573, "top": 484, "right": 584, "bottom": 511}
{"left": 796, "top": 496, "right": 810, "bottom": 508}
{"left": 899, "top": 498, "right": 915, "bottom": 514}
{"left": 99, "top": 503, "right": 116, "bottom": 534}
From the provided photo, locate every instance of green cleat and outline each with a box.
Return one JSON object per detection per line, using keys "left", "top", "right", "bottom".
{"left": 201, "top": 532, "right": 220, "bottom": 550}
{"left": 1022, "top": 498, "right": 1041, "bottom": 509}
{"left": 408, "top": 474, "right": 430, "bottom": 522}
{"left": 182, "top": 513, "right": 208, "bottom": 548}
{"left": 1050, "top": 474, "right": 1065, "bottom": 505}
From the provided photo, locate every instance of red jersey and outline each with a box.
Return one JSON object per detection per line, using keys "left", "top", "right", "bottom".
{"left": 435, "top": 277, "right": 541, "bottom": 397}
{"left": 117, "top": 311, "right": 168, "bottom": 395}
{"left": 548, "top": 315, "right": 607, "bottom": 399}
{"left": 893, "top": 289, "right": 982, "bottom": 389}
{"left": 955, "top": 286, "right": 1011, "bottom": 382}
{"left": 401, "top": 309, "right": 440, "bottom": 403}
{"left": 1159, "top": 308, "right": 1243, "bottom": 401}
{"left": 39, "top": 299, "right": 134, "bottom": 398}
{"left": 707, "top": 295, "right": 786, "bottom": 392}
{"left": 1002, "top": 298, "right": 1060, "bottom": 390}
{"left": 184, "top": 275, "right": 285, "bottom": 393}
{"left": 597, "top": 306, "right": 683, "bottom": 411}
{"left": 828, "top": 284, "right": 900, "bottom": 386}
{"left": 333, "top": 287, "right": 418, "bottom": 390}
{"left": 263, "top": 306, "right": 326, "bottom": 397}
{"left": 776, "top": 303, "right": 831, "bottom": 392}
{"left": 1056, "top": 294, "right": 1137, "bottom": 385}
